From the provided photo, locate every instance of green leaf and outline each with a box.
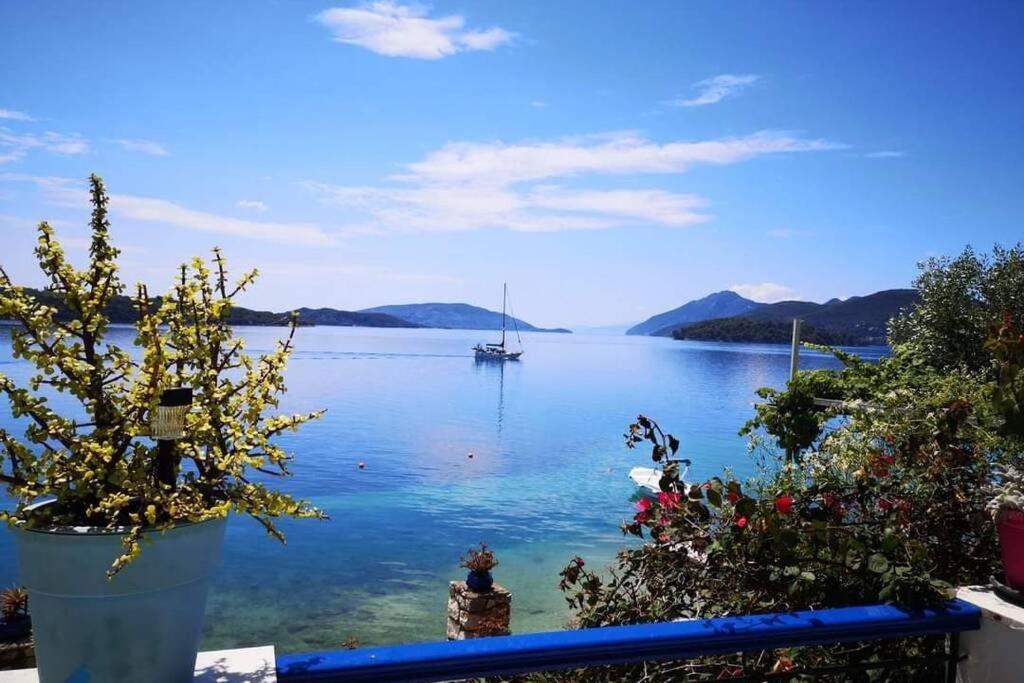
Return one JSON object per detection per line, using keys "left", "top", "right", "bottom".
{"left": 706, "top": 488, "right": 722, "bottom": 507}
{"left": 735, "top": 497, "right": 757, "bottom": 517}
{"left": 868, "top": 554, "right": 890, "bottom": 574}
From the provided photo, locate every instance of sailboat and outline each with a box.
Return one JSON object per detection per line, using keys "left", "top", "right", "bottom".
{"left": 473, "top": 284, "right": 523, "bottom": 361}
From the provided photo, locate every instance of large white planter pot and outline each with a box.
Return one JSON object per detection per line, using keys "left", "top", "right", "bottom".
{"left": 13, "top": 516, "right": 227, "bottom": 683}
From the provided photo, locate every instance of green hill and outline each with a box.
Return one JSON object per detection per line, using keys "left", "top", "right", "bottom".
{"left": 670, "top": 289, "right": 917, "bottom": 346}
{"left": 2, "top": 289, "right": 418, "bottom": 329}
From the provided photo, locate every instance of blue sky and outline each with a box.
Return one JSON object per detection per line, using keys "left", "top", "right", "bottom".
{"left": 2, "top": 1, "right": 1022, "bottom": 328}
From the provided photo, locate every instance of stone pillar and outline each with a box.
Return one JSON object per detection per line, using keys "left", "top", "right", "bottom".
{"left": 446, "top": 581, "right": 512, "bottom": 640}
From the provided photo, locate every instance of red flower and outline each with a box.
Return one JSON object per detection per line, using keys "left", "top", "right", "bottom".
{"left": 879, "top": 498, "right": 894, "bottom": 513}
{"left": 634, "top": 497, "right": 652, "bottom": 524}
{"left": 658, "top": 491, "right": 682, "bottom": 508}
{"left": 735, "top": 516, "right": 748, "bottom": 529}
{"left": 727, "top": 491, "right": 740, "bottom": 503}
{"left": 659, "top": 516, "right": 670, "bottom": 526}
{"left": 775, "top": 495, "right": 794, "bottom": 515}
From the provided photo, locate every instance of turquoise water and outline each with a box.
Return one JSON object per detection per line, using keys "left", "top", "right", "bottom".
{"left": 0, "top": 326, "right": 883, "bottom": 652}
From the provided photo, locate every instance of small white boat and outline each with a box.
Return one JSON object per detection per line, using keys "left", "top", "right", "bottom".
{"left": 629, "top": 460, "right": 691, "bottom": 493}
{"left": 473, "top": 283, "right": 523, "bottom": 361}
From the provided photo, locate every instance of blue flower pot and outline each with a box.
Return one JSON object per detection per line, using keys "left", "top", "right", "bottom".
{"left": 466, "top": 571, "right": 493, "bottom": 592}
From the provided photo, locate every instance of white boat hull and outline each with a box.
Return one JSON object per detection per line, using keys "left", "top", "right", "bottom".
{"left": 629, "top": 464, "right": 691, "bottom": 493}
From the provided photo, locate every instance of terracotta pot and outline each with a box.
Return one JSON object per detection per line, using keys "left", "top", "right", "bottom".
{"left": 998, "top": 508, "right": 1024, "bottom": 590}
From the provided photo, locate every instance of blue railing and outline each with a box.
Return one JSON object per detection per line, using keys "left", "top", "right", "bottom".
{"left": 276, "top": 599, "right": 980, "bottom": 683}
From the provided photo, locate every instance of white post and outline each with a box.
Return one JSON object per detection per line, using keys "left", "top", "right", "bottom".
{"left": 957, "top": 586, "right": 1024, "bottom": 682}
{"left": 789, "top": 319, "right": 802, "bottom": 382}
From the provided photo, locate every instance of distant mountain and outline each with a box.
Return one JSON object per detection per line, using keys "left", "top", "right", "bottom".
{"left": 627, "top": 291, "right": 765, "bottom": 336}
{"left": 3, "top": 289, "right": 418, "bottom": 329}
{"left": 360, "top": 303, "right": 570, "bottom": 333}
{"left": 672, "top": 289, "right": 918, "bottom": 346}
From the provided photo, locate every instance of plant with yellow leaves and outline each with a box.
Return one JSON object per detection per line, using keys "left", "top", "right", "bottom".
{"left": 0, "top": 174, "right": 325, "bottom": 575}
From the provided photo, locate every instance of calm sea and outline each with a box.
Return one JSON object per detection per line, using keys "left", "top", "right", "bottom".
{"left": 0, "top": 325, "right": 885, "bottom": 652}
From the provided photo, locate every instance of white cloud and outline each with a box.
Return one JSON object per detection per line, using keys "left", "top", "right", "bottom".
{"left": 0, "top": 109, "right": 34, "bottom": 122}
{"left": 0, "top": 174, "right": 335, "bottom": 247}
{"left": 314, "top": 2, "right": 514, "bottom": 59}
{"left": 236, "top": 199, "right": 269, "bottom": 212}
{"left": 730, "top": 282, "right": 799, "bottom": 302}
{"left": 305, "top": 129, "right": 839, "bottom": 234}
{"left": 668, "top": 74, "right": 760, "bottom": 108}
{"left": 0, "top": 128, "right": 89, "bottom": 163}
{"left": 111, "top": 195, "right": 334, "bottom": 247}
{"left": 108, "top": 138, "right": 169, "bottom": 156}
{"left": 400, "top": 130, "right": 839, "bottom": 186}
{"left": 865, "top": 150, "right": 904, "bottom": 159}
{"left": 530, "top": 100, "right": 546, "bottom": 108}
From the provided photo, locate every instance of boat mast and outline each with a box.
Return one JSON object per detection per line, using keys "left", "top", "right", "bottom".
{"left": 501, "top": 282, "right": 507, "bottom": 347}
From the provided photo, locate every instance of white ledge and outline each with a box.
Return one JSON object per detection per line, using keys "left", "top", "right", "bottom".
{"left": 0, "top": 646, "right": 276, "bottom": 682}
{"left": 957, "top": 585, "right": 1024, "bottom": 629}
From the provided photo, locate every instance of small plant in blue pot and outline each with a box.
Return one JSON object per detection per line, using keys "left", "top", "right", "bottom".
{"left": 461, "top": 543, "right": 499, "bottom": 592}
{"left": 0, "top": 587, "right": 30, "bottom": 642}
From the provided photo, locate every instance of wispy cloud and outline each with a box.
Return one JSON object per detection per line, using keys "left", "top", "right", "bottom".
{"left": 0, "top": 109, "right": 34, "bottom": 122}
{"left": 766, "top": 227, "right": 815, "bottom": 239}
{"left": 865, "top": 150, "right": 904, "bottom": 159}
{"left": 107, "top": 138, "right": 169, "bottom": 156}
{"left": 236, "top": 199, "right": 269, "bottom": 212}
{"left": 530, "top": 100, "right": 546, "bottom": 108}
{"left": 399, "top": 130, "right": 838, "bottom": 185}
{"left": 668, "top": 74, "right": 760, "bottom": 108}
{"left": 305, "top": 130, "right": 840, "bottom": 234}
{"left": 730, "top": 282, "right": 798, "bottom": 302}
{"left": 0, "top": 128, "right": 89, "bottom": 163}
{"left": 1, "top": 174, "right": 336, "bottom": 247}
{"left": 262, "top": 262, "right": 461, "bottom": 287}
{"left": 314, "top": 2, "right": 514, "bottom": 59}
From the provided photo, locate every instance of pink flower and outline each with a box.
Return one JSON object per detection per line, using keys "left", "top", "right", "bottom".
{"left": 635, "top": 498, "right": 652, "bottom": 512}
{"left": 735, "top": 516, "right": 748, "bottom": 529}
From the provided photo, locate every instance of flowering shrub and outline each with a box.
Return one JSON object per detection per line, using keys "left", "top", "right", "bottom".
{"left": 0, "top": 175, "right": 324, "bottom": 574}
{"left": 550, "top": 332, "right": 1005, "bottom": 680}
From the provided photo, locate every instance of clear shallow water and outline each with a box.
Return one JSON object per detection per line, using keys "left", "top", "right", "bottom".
{"left": 0, "top": 326, "right": 884, "bottom": 652}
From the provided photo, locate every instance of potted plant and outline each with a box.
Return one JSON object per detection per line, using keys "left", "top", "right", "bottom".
{"left": 461, "top": 543, "right": 499, "bottom": 592}
{"left": 0, "top": 586, "right": 30, "bottom": 642}
{"left": 0, "top": 175, "right": 324, "bottom": 682}
{"left": 987, "top": 313, "right": 1024, "bottom": 593}
{"left": 990, "top": 465, "right": 1024, "bottom": 592}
